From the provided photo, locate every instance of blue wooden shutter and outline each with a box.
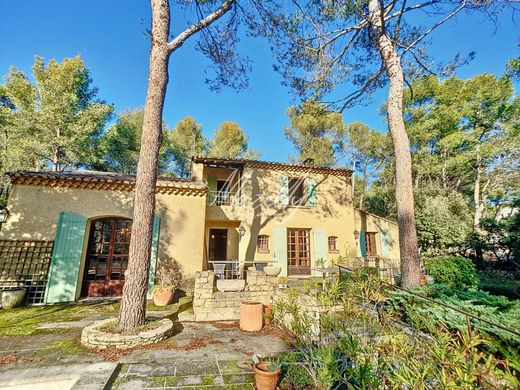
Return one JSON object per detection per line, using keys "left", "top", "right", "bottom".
{"left": 279, "top": 175, "right": 289, "bottom": 206}
{"left": 359, "top": 231, "right": 367, "bottom": 257}
{"left": 45, "top": 212, "right": 87, "bottom": 303}
{"left": 207, "top": 177, "right": 217, "bottom": 204}
{"left": 307, "top": 177, "right": 317, "bottom": 207}
{"left": 380, "top": 230, "right": 390, "bottom": 258}
{"left": 147, "top": 216, "right": 161, "bottom": 298}
{"left": 312, "top": 228, "right": 328, "bottom": 266}
{"left": 272, "top": 227, "right": 288, "bottom": 276}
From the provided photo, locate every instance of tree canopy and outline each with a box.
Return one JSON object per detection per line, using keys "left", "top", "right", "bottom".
{"left": 209, "top": 121, "right": 260, "bottom": 159}
{"left": 0, "top": 56, "right": 113, "bottom": 174}
{"left": 284, "top": 100, "right": 343, "bottom": 166}
{"left": 170, "top": 116, "right": 208, "bottom": 178}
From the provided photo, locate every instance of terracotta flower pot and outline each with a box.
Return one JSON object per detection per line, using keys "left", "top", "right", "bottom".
{"left": 253, "top": 362, "right": 280, "bottom": 390}
{"left": 240, "top": 301, "right": 263, "bottom": 332}
{"left": 153, "top": 287, "right": 174, "bottom": 306}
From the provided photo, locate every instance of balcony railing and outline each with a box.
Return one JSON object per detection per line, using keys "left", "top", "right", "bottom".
{"left": 207, "top": 191, "right": 242, "bottom": 206}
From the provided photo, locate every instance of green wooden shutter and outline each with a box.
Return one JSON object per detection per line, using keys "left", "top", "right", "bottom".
{"left": 359, "top": 231, "right": 367, "bottom": 257}
{"left": 312, "top": 228, "right": 328, "bottom": 266}
{"left": 279, "top": 175, "right": 289, "bottom": 206}
{"left": 272, "top": 227, "right": 288, "bottom": 276}
{"left": 307, "top": 177, "right": 317, "bottom": 207}
{"left": 45, "top": 211, "right": 87, "bottom": 303}
{"left": 207, "top": 176, "right": 217, "bottom": 204}
{"left": 380, "top": 230, "right": 390, "bottom": 258}
{"left": 147, "top": 216, "right": 161, "bottom": 298}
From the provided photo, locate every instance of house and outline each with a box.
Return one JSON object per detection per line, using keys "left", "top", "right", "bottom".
{"left": 0, "top": 157, "right": 400, "bottom": 304}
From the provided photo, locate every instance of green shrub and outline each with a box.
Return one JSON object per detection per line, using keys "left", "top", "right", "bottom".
{"left": 425, "top": 256, "right": 479, "bottom": 290}
{"left": 386, "top": 285, "right": 520, "bottom": 349}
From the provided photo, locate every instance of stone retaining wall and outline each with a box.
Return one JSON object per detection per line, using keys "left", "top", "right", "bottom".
{"left": 193, "top": 270, "right": 278, "bottom": 321}
{"left": 272, "top": 289, "right": 343, "bottom": 339}
{"left": 81, "top": 318, "right": 174, "bottom": 350}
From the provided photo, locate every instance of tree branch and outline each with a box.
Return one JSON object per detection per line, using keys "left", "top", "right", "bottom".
{"left": 167, "top": 0, "right": 235, "bottom": 53}
{"left": 401, "top": 1, "right": 466, "bottom": 55}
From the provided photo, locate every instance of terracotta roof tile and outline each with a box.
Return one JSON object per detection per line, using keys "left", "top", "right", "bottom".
{"left": 192, "top": 156, "right": 351, "bottom": 177}
{"left": 8, "top": 170, "right": 207, "bottom": 194}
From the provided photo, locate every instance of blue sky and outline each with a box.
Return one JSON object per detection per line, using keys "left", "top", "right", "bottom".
{"left": 0, "top": 1, "right": 518, "bottom": 163}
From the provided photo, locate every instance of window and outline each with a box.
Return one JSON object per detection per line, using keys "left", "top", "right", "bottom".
{"left": 257, "top": 235, "right": 269, "bottom": 253}
{"left": 216, "top": 180, "right": 231, "bottom": 206}
{"left": 328, "top": 236, "right": 339, "bottom": 253}
{"left": 365, "top": 232, "right": 377, "bottom": 257}
{"left": 288, "top": 178, "right": 305, "bottom": 205}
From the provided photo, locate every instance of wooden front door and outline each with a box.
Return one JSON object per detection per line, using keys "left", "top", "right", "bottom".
{"left": 287, "top": 229, "right": 311, "bottom": 276}
{"left": 209, "top": 229, "right": 227, "bottom": 261}
{"left": 81, "top": 218, "right": 132, "bottom": 297}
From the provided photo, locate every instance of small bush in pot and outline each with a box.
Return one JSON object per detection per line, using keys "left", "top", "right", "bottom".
{"left": 152, "top": 260, "right": 179, "bottom": 306}
{"left": 253, "top": 360, "right": 281, "bottom": 390}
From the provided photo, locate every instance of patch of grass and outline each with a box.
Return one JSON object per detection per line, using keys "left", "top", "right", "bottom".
{"left": 45, "top": 338, "right": 85, "bottom": 354}
{"left": 0, "top": 301, "right": 120, "bottom": 338}
{"left": 99, "top": 319, "right": 163, "bottom": 336}
{"left": 146, "top": 302, "right": 178, "bottom": 312}
{"left": 201, "top": 374, "right": 218, "bottom": 385}
{"left": 478, "top": 271, "right": 520, "bottom": 299}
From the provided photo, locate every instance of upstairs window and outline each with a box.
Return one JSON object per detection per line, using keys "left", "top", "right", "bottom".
{"left": 257, "top": 235, "right": 270, "bottom": 253}
{"left": 328, "top": 236, "right": 339, "bottom": 253}
{"left": 288, "top": 178, "right": 305, "bottom": 206}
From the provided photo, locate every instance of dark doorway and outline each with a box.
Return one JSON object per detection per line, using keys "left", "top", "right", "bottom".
{"left": 81, "top": 217, "right": 132, "bottom": 297}
{"left": 287, "top": 228, "right": 311, "bottom": 276}
{"left": 209, "top": 228, "right": 228, "bottom": 261}
{"left": 216, "top": 180, "right": 231, "bottom": 205}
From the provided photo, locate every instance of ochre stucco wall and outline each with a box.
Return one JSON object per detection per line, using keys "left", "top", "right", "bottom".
{"left": 0, "top": 184, "right": 207, "bottom": 294}
{"left": 354, "top": 208, "right": 401, "bottom": 260}
{"left": 200, "top": 164, "right": 359, "bottom": 276}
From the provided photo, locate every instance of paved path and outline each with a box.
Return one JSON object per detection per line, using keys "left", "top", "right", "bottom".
{"left": 0, "top": 321, "right": 286, "bottom": 389}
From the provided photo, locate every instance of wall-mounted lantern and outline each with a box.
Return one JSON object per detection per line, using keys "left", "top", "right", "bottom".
{"left": 239, "top": 223, "right": 246, "bottom": 237}
{"left": 0, "top": 207, "right": 10, "bottom": 231}
{"left": 353, "top": 229, "right": 360, "bottom": 241}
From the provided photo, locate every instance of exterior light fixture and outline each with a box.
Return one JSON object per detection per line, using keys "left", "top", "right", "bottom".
{"left": 353, "top": 229, "right": 360, "bottom": 240}
{"left": 239, "top": 224, "right": 246, "bottom": 237}
{"left": 0, "top": 207, "right": 9, "bottom": 224}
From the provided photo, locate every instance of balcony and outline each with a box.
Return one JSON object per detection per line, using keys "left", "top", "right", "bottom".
{"left": 207, "top": 191, "right": 243, "bottom": 206}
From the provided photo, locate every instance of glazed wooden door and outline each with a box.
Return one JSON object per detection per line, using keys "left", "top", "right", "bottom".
{"left": 81, "top": 218, "right": 132, "bottom": 297}
{"left": 287, "top": 229, "right": 311, "bottom": 276}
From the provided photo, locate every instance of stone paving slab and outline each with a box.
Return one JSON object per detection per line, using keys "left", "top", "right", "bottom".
{"left": 0, "top": 362, "right": 117, "bottom": 389}
{"left": 0, "top": 319, "right": 285, "bottom": 389}
{"left": 111, "top": 358, "right": 256, "bottom": 390}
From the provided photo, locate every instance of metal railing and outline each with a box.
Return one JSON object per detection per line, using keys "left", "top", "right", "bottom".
{"left": 341, "top": 256, "right": 401, "bottom": 284}
{"left": 207, "top": 191, "right": 242, "bottom": 206}
{"left": 380, "top": 281, "right": 520, "bottom": 338}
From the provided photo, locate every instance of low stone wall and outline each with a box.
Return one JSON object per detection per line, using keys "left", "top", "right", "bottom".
{"left": 81, "top": 318, "right": 174, "bottom": 350}
{"left": 272, "top": 289, "right": 343, "bottom": 339}
{"left": 193, "top": 270, "right": 278, "bottom": 321}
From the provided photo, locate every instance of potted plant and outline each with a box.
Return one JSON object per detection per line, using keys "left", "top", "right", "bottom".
{"left": 151, "top": 262, "right": 178, "bottom": 306}
{"left": 253, "top": 360, "right": 281, "bottom": 390}
{"left": 1, "top": 288, "right": 26, "bottom": 309}
{"left": 277, "top": 276, "right": 288, "bottom": 289}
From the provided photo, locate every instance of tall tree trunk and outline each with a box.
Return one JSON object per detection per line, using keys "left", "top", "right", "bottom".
{"left": 118, "top": 0, "right": 171, "bottom": 329}
{"left": 118, "top": 0, "right": 234, "bottom": 329}
{"left": 368, "top": 0, "right": 420, "bottom": 288}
